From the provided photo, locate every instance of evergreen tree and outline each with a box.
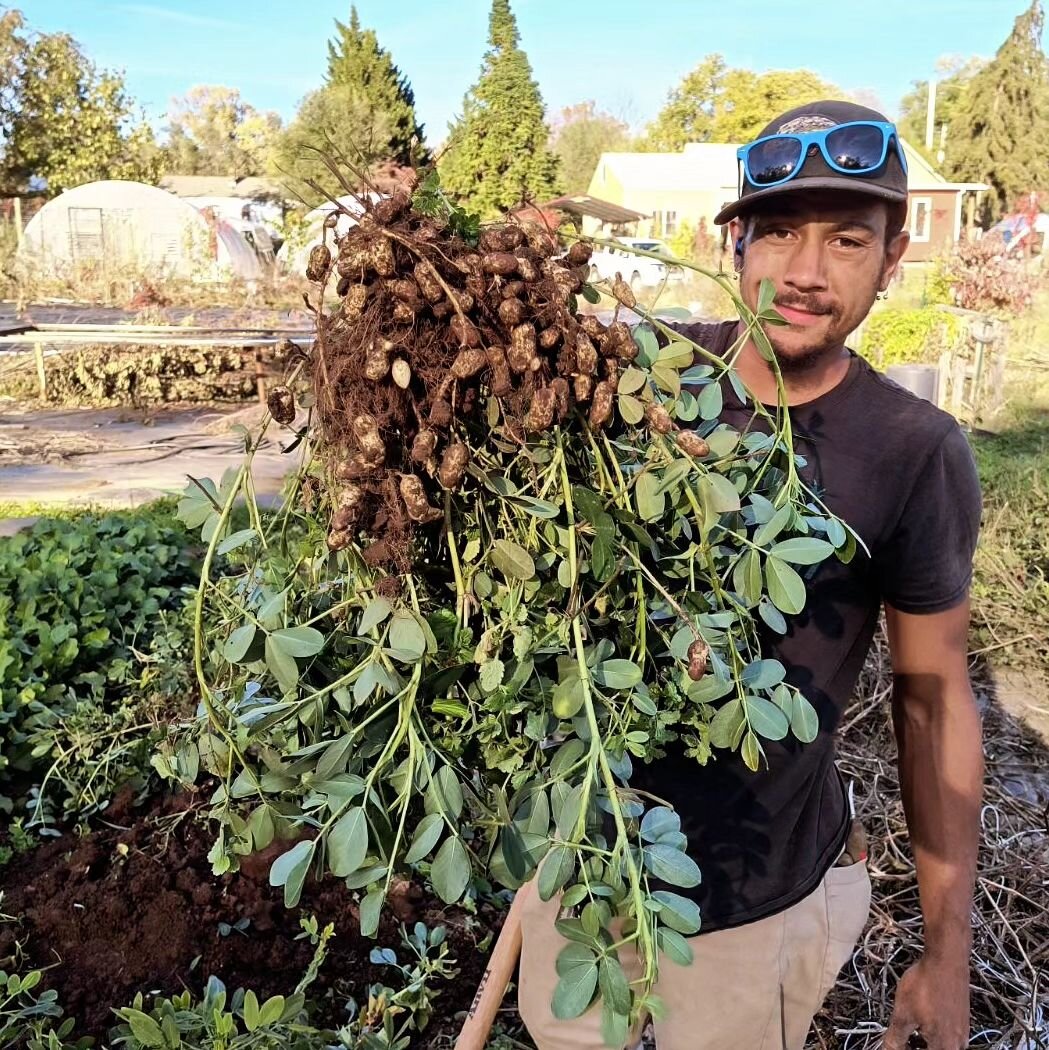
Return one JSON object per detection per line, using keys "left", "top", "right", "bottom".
{"left": 946, "top": 1, "right": 1049, "bottom": 220}
{"left": 439, "top": 0, "right": 559, "bottom": 218}
{"left": 325, "top": 6, "right": 425, "bottom": 165}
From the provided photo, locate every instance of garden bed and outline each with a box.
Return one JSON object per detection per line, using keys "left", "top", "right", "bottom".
{"left": 0, "top": 788, "right": 497, "bottom": 1044}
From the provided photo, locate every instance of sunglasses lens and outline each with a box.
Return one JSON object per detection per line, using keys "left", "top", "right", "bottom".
{"left": 746, "top": 137, "right": 802, "bottom": 185}
{"left": 825, "top": 124, "right": 886, "bottom": 171}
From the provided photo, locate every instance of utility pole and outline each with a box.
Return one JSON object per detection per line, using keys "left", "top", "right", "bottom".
{"left": 925, "top": 77, "right": 937, "bottom": 151}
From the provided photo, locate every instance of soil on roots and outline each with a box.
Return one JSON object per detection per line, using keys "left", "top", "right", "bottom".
{"left": 0, "top": 788, "right": 499, "bottom": 1043}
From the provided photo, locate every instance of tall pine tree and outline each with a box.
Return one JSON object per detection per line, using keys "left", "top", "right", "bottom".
{"left": 275, "top": 6, "right": 425, "bottom": 204}
{"left": 946, "top": 1, "right": 1049, "bottom": 220}
{"left": 325, "top": 6, "right": 425, "bottom": 165}
{"left": 439, "top": 0, "right": 559, "bottom": 217}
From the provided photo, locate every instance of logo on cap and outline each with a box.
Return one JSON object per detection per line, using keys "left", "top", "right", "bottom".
{"left": 778, "top": 114, "right": 837, "bottom": 134}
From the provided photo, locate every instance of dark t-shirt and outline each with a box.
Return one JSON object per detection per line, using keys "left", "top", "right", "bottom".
{"left": 632, "top": 320, "right": 982, "bottom": 932}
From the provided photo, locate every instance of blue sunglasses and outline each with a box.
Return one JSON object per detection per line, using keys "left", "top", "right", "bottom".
{"left": 737, "top": 121, "right": 908, "bottom": 191}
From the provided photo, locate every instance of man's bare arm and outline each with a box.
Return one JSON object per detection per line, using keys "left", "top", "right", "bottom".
{"left": 882, "top": 598, "right": 983, "bottom": 1050}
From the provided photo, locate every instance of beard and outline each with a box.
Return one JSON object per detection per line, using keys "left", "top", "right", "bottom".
{"left": 764, "top": 288, "right": 872, "bottom": 374}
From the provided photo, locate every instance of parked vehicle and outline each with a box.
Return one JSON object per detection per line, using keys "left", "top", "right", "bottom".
{"left": 587, "top": 237, "right": 684, "bottom": 293}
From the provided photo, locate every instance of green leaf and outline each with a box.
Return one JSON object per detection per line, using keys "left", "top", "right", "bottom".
{"left": 256, "top": 995, "right": 285, "bottom": 1027}
{"left": 754, "top": 504, "right": 792, "bottom": 546}
{"left": 538, "top": 845, "right": 576, "bottom": 901}
{"left": 431, "top": 836, "right": 471, "bottom": 903}
{"left": 479, "top": 658, "right": 505, "bottom": 694}
{"left": 641, "top": 807, "right": 680, "bottom": 843}
{"left": 328, "top": 806, "right": 369, "bottom": 878}
{"left": 633, "top": 325, "right": 658, "bottom": 366}
{"left": 270, "top": 626, "right": 325, "bottom": 658}
{"left": 826, "top": 516, "right": 848, "bottom": 548}
{"left": 618, "top": 393, "right": 645, "bottom": 424}
{"left": 552, "top": 676, "right": 585, "bottom": 719}
{"left": 757, "top": 277, "right": 777, "bottom": 314}
{"left": 602, "top": 1003, "right": 630, "bottom": 1049}
{"left": 769, "top": 537, "right": 835, "bottom": 565}
{"left": 358, "top": 597, "right": 394, "bottom": 634}
{"left": 598, "top": 955, "right": 632, "bottom": 1015}
{"left": 791, "top": 693, "right": 820, "bottom": 743}
{"left": 243, "top": 989, "right": 260, "bottom": 1031}
{"left": 359, "top": 887, "right": 383, "bottom": 937}
{"left": 425, "top": 765, "right": 464, "bottom": 820}
{"left": 268, "top": 840, "right": 314, "bottom": 908}
{"left": 617, "top": 367, "right": 647, "bottom": 395}
{"left": 404, "top": 812, "right": 444, "bottom": 864}
{"left": 742, "top": 659, "right": 786, "bottom": 690}
{"left": 551, "top": 952, "right": 599, "bottom": 1020}
{"left": 657, "top": 927, "right": 694, "bottom": 966}
{"left": 703, "top": 473, "right": 740, "bottom": 513}
{"left": 652, "top": 890, "right": 702, "bottom": 935}
{"left": 698, "top": 381, "right": 723, "bottom": 420}
{"left": 635, "top": 472, "right": 665, "bottom": 521}
{"left": 741, "top": 730, "right": 762, "bottom": 771}
{"left": 643, "top": 843, "right": 701, "bottom": 888}
{"left": 765, "top": 557, "right": 806, "bottom": 615}
{"left": 490, "top": 539, "right": 536, "bottom": 581}
{"left": 732, "top": 549, "right": 762, "bottom": 605}
{"left": 658, "top": 340, "right": 695, "bottom": 368}
{"left": 122, "top": 1009, "right": 166, "bottom": 1048}
{"left": 744, "top": 696, "right": 790, "bottom": 741}
{"left": 216, "top": 528, "right": 257, "bottom": 555}
{"left": 581, "top": 283, "right": 600, "bottom": 304}
{"left": 513, "top": 495, "right": 561, "bottom": 519}
{"left": 709, "top": 697, "right": 745, "bottom": 749}
{"left": 758, "top": 599, "right": 788, "bottom": 634}
{"left": 592, "top": 659, "right": 642, "bottom": 690}
{"left": 388, "top": 608, "right": 427, "bottom": 661}
{"left": 265, "top": 634, "right": 299, "bottom": 694}
{"left": 222, "top": 623, "right": 256, "bottom": 663}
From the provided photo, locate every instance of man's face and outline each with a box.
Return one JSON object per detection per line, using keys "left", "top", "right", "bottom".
{"left": 730, "top": 192, "right": 909, "bottom": 372}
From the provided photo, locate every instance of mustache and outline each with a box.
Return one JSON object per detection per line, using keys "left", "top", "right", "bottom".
{"left": 774, "top": 295, "right": 834, "bottom": 316}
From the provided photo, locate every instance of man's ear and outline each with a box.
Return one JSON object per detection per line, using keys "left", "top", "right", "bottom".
{"left": 728, "top": 218, "right": 746, "bottom": 269}
{"left": 881, "top": 230, "right": 910, "bottom": 289}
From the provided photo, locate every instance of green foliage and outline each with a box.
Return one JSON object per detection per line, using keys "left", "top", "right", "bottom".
{"left": 167, "top": 258, "right": 851, "bottom": 1032}
{"left": 438, "top": 0, "right": 559, "bottom": 217}
{"left": 275, "top": 8, "right": 425, "bottom": 207}
{"left": 859, "top": 307, "right": 965, "bottom": 368}
{"left": 549, "top": 101, "right": 631, "bottom": 196}
{"left": 0, "top": 10, "right": 158, "bottom": 195}
{"left": 945, "top": 1, "right": 1049, "bottom": 221}
{"left": 0, "top": 504, "right": 198, "bottom": 818}
{"left": 0, "top": 963, "right": 91, "bottom": 1050}
{"left": 970, "top": 405, "right": 1049, "bottom": 670}
{"left": 163, "top": 86, "right": 282, "bottom": 178}
{"left": 641, "top": 54, "right": 838, "bottom": 150}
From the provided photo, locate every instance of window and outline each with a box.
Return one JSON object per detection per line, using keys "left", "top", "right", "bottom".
{"left": 910, "top": 196, "right": 932, "bottom": 243}
{"left": 664, "top": 210, "right": 678, "bottom": 236}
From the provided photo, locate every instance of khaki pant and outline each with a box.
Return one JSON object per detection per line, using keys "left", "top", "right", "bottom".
{"left": 518, "top": 859, "right": 871, "bottom": 1050}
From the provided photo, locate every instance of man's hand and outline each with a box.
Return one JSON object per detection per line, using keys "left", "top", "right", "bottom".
{"left": 884, "top": 954, "right": 971, "bottom": 1049}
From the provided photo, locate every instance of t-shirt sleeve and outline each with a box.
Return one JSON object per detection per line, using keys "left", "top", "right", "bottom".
{"left": 873, "top": 423, "right": 982, "bottom": 614}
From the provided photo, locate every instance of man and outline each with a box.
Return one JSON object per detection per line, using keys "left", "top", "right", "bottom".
{"left": 518, "top": 101, "right": 983, "bottom": 1050}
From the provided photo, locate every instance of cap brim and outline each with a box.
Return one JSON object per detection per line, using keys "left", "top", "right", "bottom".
{"left": 714, "top": 177, "right": 908, "bottom": 226}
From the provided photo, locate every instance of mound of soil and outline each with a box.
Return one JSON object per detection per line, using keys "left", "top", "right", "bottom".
{"left": 0, "top": 789, "right": 499, "bottom": 1043}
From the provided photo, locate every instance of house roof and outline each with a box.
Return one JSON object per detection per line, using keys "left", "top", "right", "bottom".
{"left": 591, "top": 137, "right": 987, "bottom": 198}
{"left": 159, "top": 175, "right": 291, "bottom": 200}
{"left": 544, "top": 195, "right": 648, "bottom": 224}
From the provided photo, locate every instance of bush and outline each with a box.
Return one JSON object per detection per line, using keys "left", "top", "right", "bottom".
{"left": 0, "top": 503, "right": 199, "bottom": 818}
{"left": 929, "top": 237, "right": 1039, "bottom": 315}
{"left": 859, "top": 307, "right": 966, "bottom": 368}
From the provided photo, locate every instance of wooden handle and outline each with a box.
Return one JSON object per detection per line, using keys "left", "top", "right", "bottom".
{"left": 454, "top": 880, "right": 534, "bottom": 1050}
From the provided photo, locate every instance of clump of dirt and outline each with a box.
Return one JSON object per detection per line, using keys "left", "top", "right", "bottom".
{"left": 304, "top": 190, "right": 644, "bottom": 570}
{"left": 0, "top": 790, "right": 497, "bottom": 1042}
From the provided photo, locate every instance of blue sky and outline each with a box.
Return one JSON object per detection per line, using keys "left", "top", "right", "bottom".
{"left": 19, "top": 1, "right": 1036, "bottom": 143}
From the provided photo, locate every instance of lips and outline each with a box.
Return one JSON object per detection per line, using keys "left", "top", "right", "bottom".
{"left": 774, "top": 303, "right": 829, "bottom": 327}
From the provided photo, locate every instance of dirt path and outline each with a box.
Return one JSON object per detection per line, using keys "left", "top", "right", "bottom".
{"left": 0, "top": 403, "right": 298, "bottom": 529}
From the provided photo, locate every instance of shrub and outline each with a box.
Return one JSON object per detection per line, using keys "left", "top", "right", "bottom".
{"left": 930, "top": 237, "right": 1039, "bottom": 315}
{"left": 859, "top": 307, "right": 966, "bottom": 368}
{"left": 0, "top": 503, "right": 199, "bottom": 818}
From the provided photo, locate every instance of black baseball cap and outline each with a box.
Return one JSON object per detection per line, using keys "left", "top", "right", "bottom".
{"left": 714, "top": 99, "right": 909, "bottom": 226}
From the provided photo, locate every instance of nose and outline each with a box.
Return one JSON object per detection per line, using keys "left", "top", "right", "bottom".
{"left": 783, "top": 229, "right": 829, "bottom": 293}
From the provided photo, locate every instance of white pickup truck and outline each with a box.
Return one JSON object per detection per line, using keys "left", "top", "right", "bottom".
{"left": 587, "top": 238, "right": 685, "bottom": 294}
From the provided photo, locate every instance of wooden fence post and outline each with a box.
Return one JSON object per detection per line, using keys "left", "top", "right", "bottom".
{"left": 34, "top": 340, "right": 47, "bottom": 400}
